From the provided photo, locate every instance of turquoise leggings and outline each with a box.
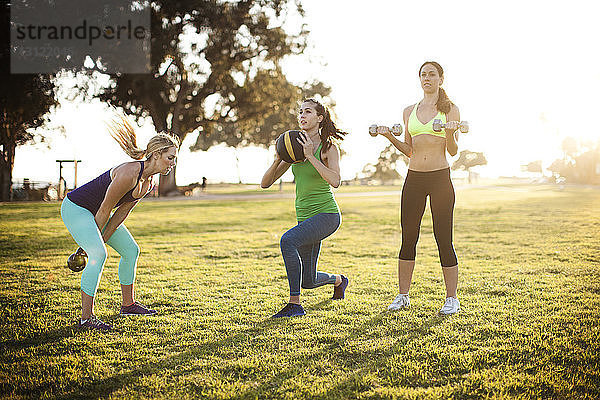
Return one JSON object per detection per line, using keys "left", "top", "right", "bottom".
{"left": 61, "top": 197, "right": 139, "bottom": 297}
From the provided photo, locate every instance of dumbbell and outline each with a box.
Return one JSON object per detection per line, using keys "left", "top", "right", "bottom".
{"left": 432, "top": 119, "right": 469, "bottom": 133}
{"left": 368, "top": 124, "right": 403, "bottom": 137}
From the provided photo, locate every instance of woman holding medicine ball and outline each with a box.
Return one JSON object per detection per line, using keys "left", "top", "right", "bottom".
{"left": 261, "top": 98, "right": 349, "bottom": 318}
{"left": 374, "top": 61, "right": 462, "bottom": 315}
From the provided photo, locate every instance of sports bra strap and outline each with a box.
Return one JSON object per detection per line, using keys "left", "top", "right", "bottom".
{"left": 136, "top": 161, "right": 144, "bottom": 184}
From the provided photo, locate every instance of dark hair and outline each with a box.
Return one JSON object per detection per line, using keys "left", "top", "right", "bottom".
{"left": 418, "top": 61, "right": 453, "bottom": 114}
{"left": 301, "top": 98, "right": 348, "bottom": 152}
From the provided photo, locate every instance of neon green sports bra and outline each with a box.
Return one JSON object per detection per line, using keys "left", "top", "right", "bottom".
{"left": 407, "top": 102, "right": 446, "bottom": 138}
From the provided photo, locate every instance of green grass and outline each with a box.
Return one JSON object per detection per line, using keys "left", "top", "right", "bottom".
{"left": 1, "top": 184, "right": 599, "bottom": 399}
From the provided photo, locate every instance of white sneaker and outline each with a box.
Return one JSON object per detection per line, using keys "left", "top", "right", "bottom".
{"left": 388, "top": 294, "right": 410, "bottom": 310}
{"left": 440, "top": 297, "right": 460, "bottom": 315}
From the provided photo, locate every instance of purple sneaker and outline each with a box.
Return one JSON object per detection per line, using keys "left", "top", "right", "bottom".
{"left": 272, "top": 303, "right": 305, "bottom": 318}
{"left": 332, "top": 275, "right": 349, "bottom": 300}
{"left": 120, "top": 301, "right": 157, "bottom": 316}
{"left": 78, "top": 315, "right": 112, "bottom": 332}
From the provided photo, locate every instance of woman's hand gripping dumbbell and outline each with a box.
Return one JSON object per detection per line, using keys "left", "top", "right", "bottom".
{"left": 432, "top": 119, "right": 469, "bottom": 133}
{"left": 368, "top": 124, "right": 403, "bottom": 137}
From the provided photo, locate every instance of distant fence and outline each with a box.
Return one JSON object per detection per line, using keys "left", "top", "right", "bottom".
{"left": 10, "top": 179, "right": 58, "bottom": 201}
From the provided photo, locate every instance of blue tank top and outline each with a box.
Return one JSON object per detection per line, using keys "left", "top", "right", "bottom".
{"left": 67, "top": 161, "right": 147, "bottom": 215}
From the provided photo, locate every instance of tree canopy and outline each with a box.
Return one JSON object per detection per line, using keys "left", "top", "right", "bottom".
{"left": 360, "top": 144, "right": 409, "bottom": 184}
{"left": 451, "top": 150, "right": 487, "bottom": 172}
{"left": 451, "top": 150, "right": 487, "bottom": 184}
{"left": 97, "top": 0, "right": 329, "bottom": 193}
{"left": 548, "top": 137, "right": 600, "bottom": 184}
{"left": 0, "top": 2, "right": 58, "bottom": 201}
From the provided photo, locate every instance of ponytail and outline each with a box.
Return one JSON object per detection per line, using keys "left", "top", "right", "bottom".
{"left": 107, "top": 114, "right": 180, "bottom": 160}
{"left": 107, "top": 115, "right": 146, "bottom": 160}
{"left": 302, "top": 98, "right": 348, "bottom": 152}
{"left": 419, "top": 61, "right": 453, "bottom": 114}
{"left": 437, "top": 87, "right": 453, "bottom": 114}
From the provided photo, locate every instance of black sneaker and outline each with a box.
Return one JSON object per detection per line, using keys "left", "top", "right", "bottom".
{"left": 78, "top": 315, "right": 112, "bottom": 332}
{"left": 272, "top": 303, "right": 306, "bottom": 318}
{"left": 332, "top": 275, "right": 349, "bottom": 300}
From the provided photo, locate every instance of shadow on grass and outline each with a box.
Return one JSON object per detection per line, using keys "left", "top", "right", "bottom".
{"left": 1, "top": 313, "right": 127, "bottom": 356}
{"left": 1, "top": 324, "right": 80, "bottom": 354}
{"left": 41, "top": 315, "right": 290, "bottom": 399}
{"left": 227, "top": 310, "right": 451, "bottom": 398}
{"left": 38, "top": 305, "right": 451, "bottom": 399}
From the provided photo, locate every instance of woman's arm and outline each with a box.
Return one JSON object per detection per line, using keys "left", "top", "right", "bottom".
{"left": 261, "top": 153, "right": 291, "bottom": 188}
{"left": 298, "top": 133, "right": 341, "bottom": 188}
{"left": 319, "top": 144, "right": 342, "bottom": 188}
{"left": 379, "top": 106, "right": 413, "bottom": 157}
{"left": 444, "top": 105, "right": 460, "bottom": 156}
{"left": 101, "top": 200, "right": 138, "bottom": 242}
{"left": 94, "top": 163, "right": 138, "bottom": 232}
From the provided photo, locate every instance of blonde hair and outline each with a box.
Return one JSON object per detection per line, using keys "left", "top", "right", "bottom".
{"left": 107, "top": 115, "right": 180, "bottom": 160}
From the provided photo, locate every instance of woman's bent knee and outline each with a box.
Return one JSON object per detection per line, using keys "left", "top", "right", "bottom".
{"left": 85, "top": 246, "right": 108, "bottom": 268}
{"left": 80, "top": 247, "right": 107, "bottom": 296}
{"left": 280, "top": 233, "right": 297, "bottom": 250}
{"left": 122, "top": 243, "right": 140, "bottom": 261}
{"left": 301, "top": 281, "right": 317, "bottom": 290}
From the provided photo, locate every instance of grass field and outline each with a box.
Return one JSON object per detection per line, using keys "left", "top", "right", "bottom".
{"left": 1, "top": 184, "right": 599, "bottom": 399}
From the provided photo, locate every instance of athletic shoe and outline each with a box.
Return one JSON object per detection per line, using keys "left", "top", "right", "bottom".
{"left": 120, "top": 301, "right": 157, "bottom": 316}
{"left": 332, "top": 275, "right": 349, "bottom": 300}
{"left": 388, "top": 293, "right": 410, "bottom": 310}
{"left": 272, "top": 303, "right": 306, "bottom": 318}
{"left": 78, "top": 315, "right": 112, "bottom": 332}
{"left": 440, "top": 297, "right": 460, "bottom": 315}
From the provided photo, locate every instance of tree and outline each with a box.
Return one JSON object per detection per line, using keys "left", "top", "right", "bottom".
{"left": 0, "top": 3, "right": 58, "bottom": 201}
{"left": 98, "top": 0, "right": 326, "bottom": 194}
{"left": 451, "top": 150, "right": 487, "bottom": 183}
{"left": 361, "top": 144, "right": 409, "bottom": 184}
{"left": 522, "top": 160, "right": 542, "bottom": 174}
{"left": 549, "top": 139, "right": 600, "bottom": 184}
{"left": 561, "top": 137, "right": 578, "bottom": 161}
{"left": 573, "top": 150, "right": 600, "bottom": 184}
{"left": 548, "top": 158, "right": 571, "bottom": 182}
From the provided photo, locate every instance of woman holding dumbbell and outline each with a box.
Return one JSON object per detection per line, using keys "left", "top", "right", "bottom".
{"left": 61, "top": 115, "right": 179, "bottom": 331}
{"left": 376, "top": 61, "right": 462, "bottom": 314}
{"left": 261, "top": 98, "right": 349, "bottom": 318}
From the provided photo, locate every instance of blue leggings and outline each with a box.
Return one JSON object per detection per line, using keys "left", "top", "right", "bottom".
{"left": 61, "top": 197, "right": 139, "bottom": 296}
{"left": 280, "top": 212, "right": 340, "bottom": 296}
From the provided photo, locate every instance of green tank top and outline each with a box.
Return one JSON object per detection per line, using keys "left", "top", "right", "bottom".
{"left": 292, "top": 142, "right": 340, "bottom": 222}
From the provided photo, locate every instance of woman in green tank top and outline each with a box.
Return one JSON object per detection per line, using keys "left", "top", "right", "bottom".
{"left": 261, "top": 98, "right": 350, "bottom": 318}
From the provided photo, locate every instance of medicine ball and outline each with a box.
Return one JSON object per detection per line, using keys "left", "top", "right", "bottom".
{"left": 276, "top": 130, "right": 305, "bottom": 164}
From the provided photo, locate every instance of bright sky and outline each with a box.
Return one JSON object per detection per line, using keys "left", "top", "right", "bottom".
{"left": 13, "top": 0, "right": 600, "bottom": 187}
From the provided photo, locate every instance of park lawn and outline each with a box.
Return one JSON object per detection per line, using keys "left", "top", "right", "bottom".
{"left": 185, "top": 182, "right": 403, "bottom": 197}
{"left": 1, "top": 184, "right": 599, "bottom": 399}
